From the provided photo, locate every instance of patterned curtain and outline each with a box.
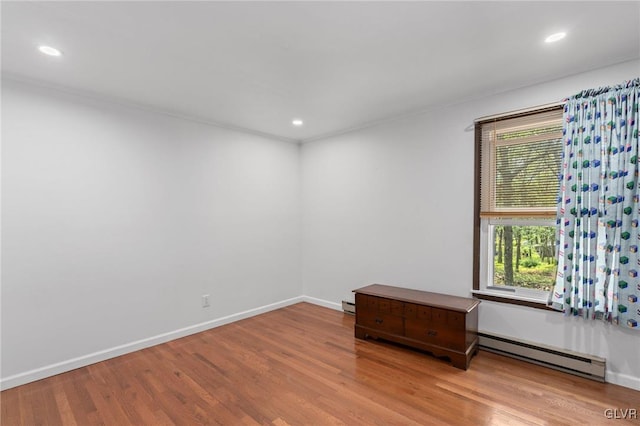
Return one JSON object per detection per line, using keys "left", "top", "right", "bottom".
{"left": 552, "top": 78, "right": 640, "bottom": 329}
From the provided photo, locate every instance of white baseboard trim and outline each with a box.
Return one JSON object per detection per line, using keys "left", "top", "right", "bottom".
{"left": 0, "top": 296, "right": 304, "bottom": 391}
{"left": 606, "top": 370, "right": 640, "bottom": 391}
{"left": 301, "top": 295, "right": 342, "bottom": 311}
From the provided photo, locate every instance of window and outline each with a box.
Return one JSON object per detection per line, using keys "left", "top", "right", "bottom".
{"left": 473, "top": 105, "right": 563, "bottom": 307}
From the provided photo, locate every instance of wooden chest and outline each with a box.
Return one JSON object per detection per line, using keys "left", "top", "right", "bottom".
{"left": 354, "top": 284, "right": 480, "bottom": 370}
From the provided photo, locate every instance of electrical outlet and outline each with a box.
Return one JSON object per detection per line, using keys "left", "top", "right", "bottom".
{"left": 202, "top": 294, "right": 210, "bottom": 308}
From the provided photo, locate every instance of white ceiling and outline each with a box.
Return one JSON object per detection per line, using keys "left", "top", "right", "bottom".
{"left": 2, "top": 1, "right": 639, "bottom": 142}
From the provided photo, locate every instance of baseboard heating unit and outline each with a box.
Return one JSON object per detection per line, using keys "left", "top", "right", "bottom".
{"left": 342, "top": 301, "right": 355, "bottom": 315}
{"left": 478, "top": 332, "right": 606, "bottom": 382}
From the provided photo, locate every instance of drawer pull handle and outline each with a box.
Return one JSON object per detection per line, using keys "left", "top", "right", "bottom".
{"left": 375, "top": 318, "right": 383, "bottom": 324}
{"left": 427, "top": 330, "right": 438, "bottom": 337}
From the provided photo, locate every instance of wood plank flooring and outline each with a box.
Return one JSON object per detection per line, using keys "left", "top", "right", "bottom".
{"left": 1, "top": 302, "right": 639, "bottom": 425}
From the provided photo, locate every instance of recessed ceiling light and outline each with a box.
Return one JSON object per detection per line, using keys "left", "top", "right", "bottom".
{"left": 38, "top": 45, "right": 62, "bottom": 57}
{"left": 545, "top": 32, "right": 566, "bottom": 43}
{"left": 292, "top": 119, "right": 303, "bottom": 127}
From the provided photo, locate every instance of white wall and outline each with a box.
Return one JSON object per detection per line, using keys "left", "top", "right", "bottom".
{"left": 301, "top": 59, "right": 640, "bottom": 390}
{"left": 1, "top": 79, "right": 302, "bottom": 386}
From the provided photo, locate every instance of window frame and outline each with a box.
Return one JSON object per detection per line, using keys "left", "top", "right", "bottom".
{"left": 472, "top": 104, "right": 563, "bottom": 310}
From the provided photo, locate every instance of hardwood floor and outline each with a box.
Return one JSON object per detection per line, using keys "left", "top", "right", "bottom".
{"left": 2, "top": 302, "right": 638, "bottom": 425}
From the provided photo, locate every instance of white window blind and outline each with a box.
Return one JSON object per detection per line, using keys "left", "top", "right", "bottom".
{"left": 479, "top": 108, "right": 563, "bottom": 218}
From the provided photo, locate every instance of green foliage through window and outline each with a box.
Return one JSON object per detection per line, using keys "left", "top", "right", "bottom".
{"left": 492, "top": 225, "right": 557, "bottom": 291}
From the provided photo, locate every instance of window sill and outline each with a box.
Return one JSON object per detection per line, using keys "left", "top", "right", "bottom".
{"left": 472, "top": 290, "right": 557, "bottom": 311}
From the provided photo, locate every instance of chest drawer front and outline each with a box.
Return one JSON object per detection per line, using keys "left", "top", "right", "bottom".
{"left": 359, "top": 295, "right": 404, "bottom": 315}
{"left": 367, "top": 295, "right": 378, "bottom": 310}
{"left": 355, "top": 293, "right": 371, "bottom": 312}
{"left": 431, "top": 308, "right": 448, "bottom": 324}
{"left": 416, "top": 305, "right": 432, "bottom": 320}
{"left": 358, "top": 310, "right": 404, "bottom": 335}
{"left": 378, "top": 298, "right": 391, "bottom": 313}
{"left": 355, "top": 294, "right": 375, "bottom": 325}
{"left": 434, "top": 326, "right": 466, "bottom": 351}
{"left": 391, "top": 300, "right": 404, "bottom": 316}
{"left": 447, "top": 311, "right": 465, "bottom": 330}
{"left": 404, "top": 319, "right": 438, "bottom": 344}
{"left": 404, "top": 319, "right": 466, "bottom": 351}
{"left": 404, "top": 302, "right": 417, "bottom": 318}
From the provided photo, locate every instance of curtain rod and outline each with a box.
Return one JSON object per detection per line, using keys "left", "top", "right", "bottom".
{"left": 571, "top": 77, "right": 639, "bottom": 99}
{"left": 474, "top": 101, "right": 565, "bottom": 123}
